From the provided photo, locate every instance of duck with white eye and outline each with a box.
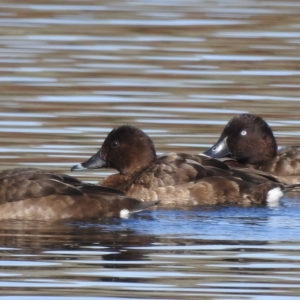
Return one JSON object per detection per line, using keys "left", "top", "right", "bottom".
{"left": 203, "top": 130, "right": 248, "bottom": 159}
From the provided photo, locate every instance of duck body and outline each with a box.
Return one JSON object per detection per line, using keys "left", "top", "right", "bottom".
{"left": 72, "top": 125, "right": 297, "bottom": 207}
{"left": 0, "top": 168, "right": 158, "bottom": 221}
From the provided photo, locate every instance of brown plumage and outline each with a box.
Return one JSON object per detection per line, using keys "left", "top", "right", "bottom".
{"left": 71, "top": 125, "right": 297, "bottom": 207}
{"left": 204, "top": 114, "right": 300, "bottom": 184}
{"left": 0, "top": 168, "right": 159, "bottom": 220}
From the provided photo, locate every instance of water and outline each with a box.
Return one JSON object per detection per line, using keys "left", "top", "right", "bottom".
{"left": 0, "top": 0, "right": 300, "bottom": 298}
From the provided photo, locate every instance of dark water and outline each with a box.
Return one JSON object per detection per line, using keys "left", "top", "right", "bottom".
{"left": 0, "top": 0, "right": 300, "bottom": 298}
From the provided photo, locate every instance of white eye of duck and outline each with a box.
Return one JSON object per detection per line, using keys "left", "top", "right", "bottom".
{"left": 241, "top": 130, "right": 247, "bottom": 136}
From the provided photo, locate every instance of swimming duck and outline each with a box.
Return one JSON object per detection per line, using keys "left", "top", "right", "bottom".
{"left": 204, "top": 113, "right": 300, "bottom": 184}
{"left": 71, "top": 125, "right": 297, "bottom": 207}
{"left": 0, "top": 167, "right": 159, "bottom": 220}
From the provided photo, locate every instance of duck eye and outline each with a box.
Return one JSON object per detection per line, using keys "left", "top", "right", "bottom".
{"left": 110, "top": 141, "right": 119, "bottom": 148}
{"left": 241, "top": 130, "right": 247, "bottom": 136}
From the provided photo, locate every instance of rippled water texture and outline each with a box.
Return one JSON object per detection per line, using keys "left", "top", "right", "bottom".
{"left": 0, "top": 0, "right": 300, "bottom": 299}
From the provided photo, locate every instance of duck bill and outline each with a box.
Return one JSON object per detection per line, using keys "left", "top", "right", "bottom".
{"left": 71, "top": 150, "right": 106, "bottom": 171}
{"left": 203, "top": 137, "right": 231, "bottom": 158}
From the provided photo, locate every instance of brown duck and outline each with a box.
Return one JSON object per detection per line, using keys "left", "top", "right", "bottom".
{"left": 72, "top": 125, "right": 298, "bottom": 207}
{"left": 0, "top": 167, "right": 159, "bottom": 221}
{"left": 204, "top": 114, "right": 300, "bottom": 184}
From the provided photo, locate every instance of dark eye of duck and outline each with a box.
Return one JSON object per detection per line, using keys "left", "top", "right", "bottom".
{"left": 241, "top": 130, "right": 247, "bottom": 136}
{"left": 110, "top": 141, "right": 119, "bottom": 148}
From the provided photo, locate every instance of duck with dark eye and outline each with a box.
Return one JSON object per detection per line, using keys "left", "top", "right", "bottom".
{"left": 71, "top": 125, "right": 300, "bottom": 207}
{"left": 111, "top": 141, "right": 119, "bottom": 148}
{"left": 0, "top": 167, "right": 159, "bottom": 221}
{"left": 204, "top": 113, "right": 300, "bottom": 184}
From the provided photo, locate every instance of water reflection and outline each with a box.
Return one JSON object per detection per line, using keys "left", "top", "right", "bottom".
{"left": 1, "top": 209, "right": 300, "bottom": 297}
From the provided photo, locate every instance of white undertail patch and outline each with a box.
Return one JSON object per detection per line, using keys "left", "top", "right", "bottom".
{"left": 266, "top": 187, "right": 284, "bottom": 207}
{"left": 120, "top": 209, "right": 130, "bottom": 219}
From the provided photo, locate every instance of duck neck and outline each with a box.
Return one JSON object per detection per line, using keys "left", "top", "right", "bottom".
{"left": 100, "top": 173, "right": 136, "bottom": 193}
